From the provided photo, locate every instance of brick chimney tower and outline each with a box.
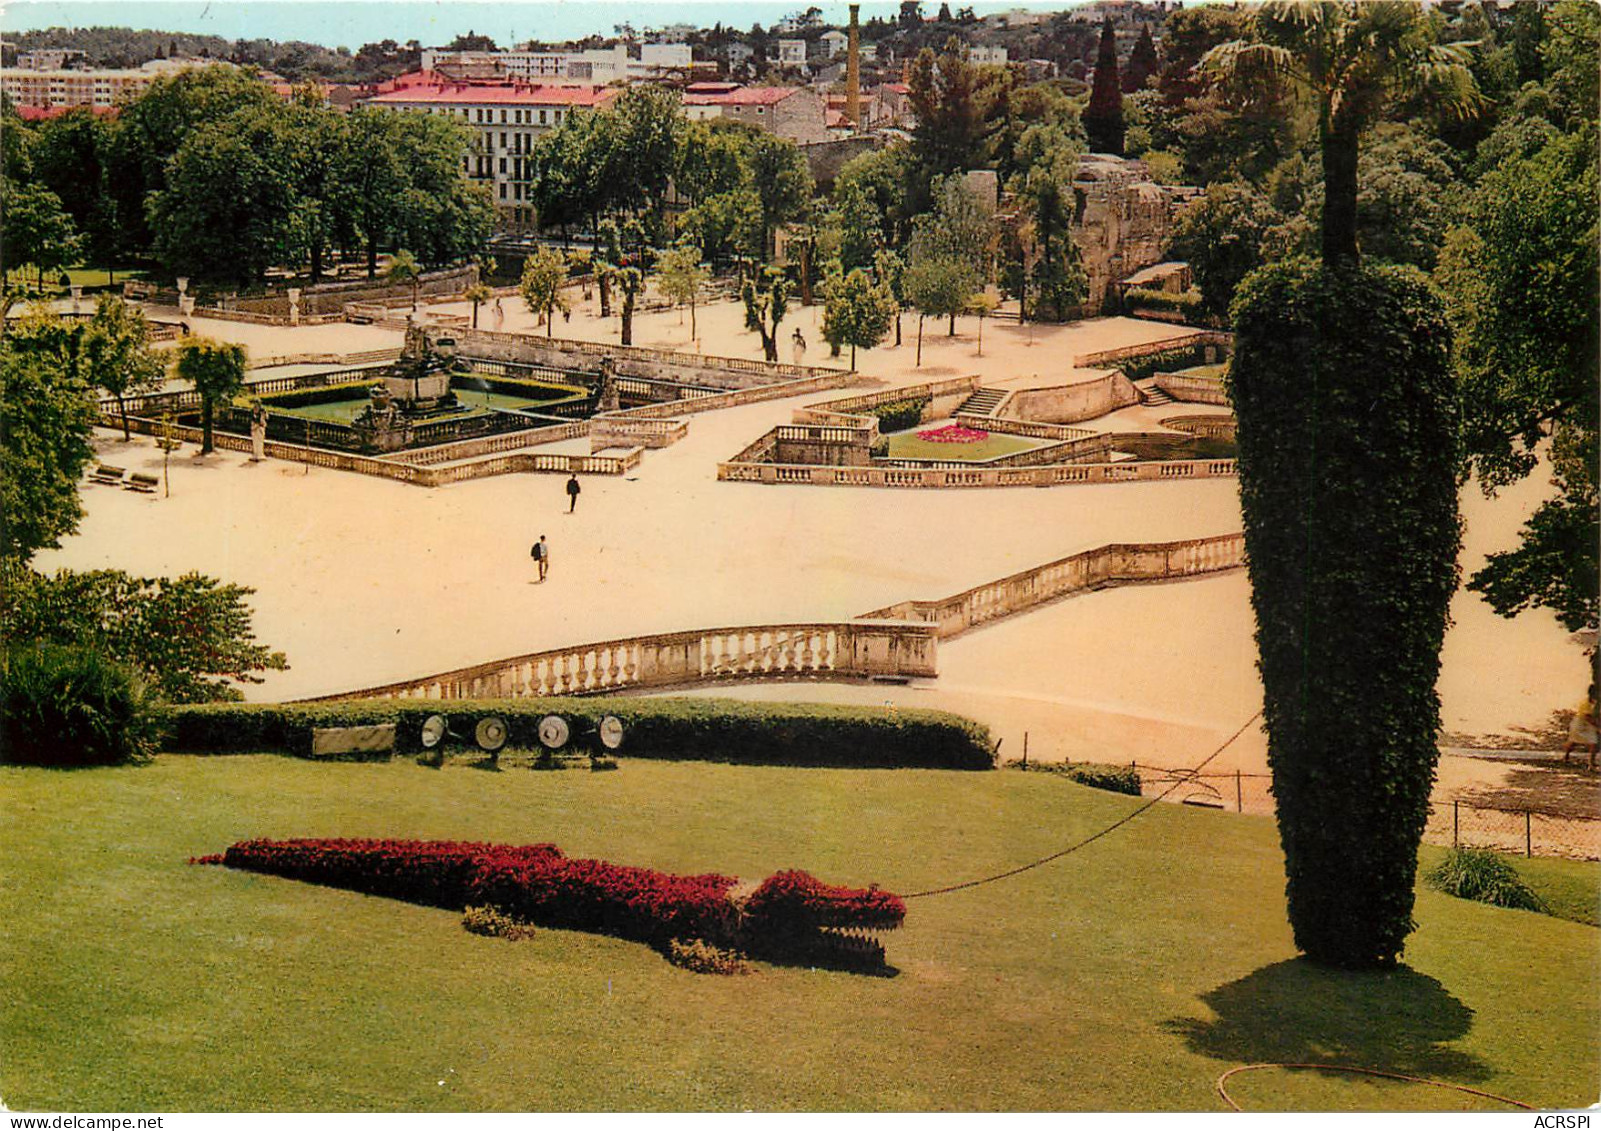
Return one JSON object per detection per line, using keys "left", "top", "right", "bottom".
{"left": 846, "top": 3, "right": 861, "bottom": 128}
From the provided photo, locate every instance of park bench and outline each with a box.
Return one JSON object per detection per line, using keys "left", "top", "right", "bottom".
{"left": 89, "top": 464, "right": 126, "bottom": 486}
{"left": 125, "top": 473, "right": 160, "bottom": 494}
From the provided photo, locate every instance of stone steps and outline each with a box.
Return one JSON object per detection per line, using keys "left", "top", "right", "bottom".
{"left": 954, "top": 388, "right": 1006, "bottom": 416}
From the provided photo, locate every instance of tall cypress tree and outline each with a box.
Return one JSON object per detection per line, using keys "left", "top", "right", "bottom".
{"left": 1084, "top": 17, "right": 1125, "bottom": 155}
{"left": 1123, "top": 23, "right": 1158, "bottom": 93}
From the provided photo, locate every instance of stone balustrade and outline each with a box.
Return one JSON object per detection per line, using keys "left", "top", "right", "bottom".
{"left": 401, "top": 422, "right": 590, "bottom": 466}
{"left": 590, "top": 416, "right": 690, "bottom": 451}
{"left": 859, "top": 533, "right": 1245, "bottom": 640}
{"left": 1154, "top": 373, "right": 1231, "bottom": 405}
{"left": 608, "top": 371, "right": 860, "bottom": 420}
{"left": 301, "top": 620, "right": 939, "bottom": 702}
{"left": 1160, "top": 413, "right": 1236, "bottom": 439}
{"left": 719, "top": 456, "right": 1237, "bottom": 488}
{"left": 1073, "top": 329, "right": 1232, "bottom": 370}
{"left": 957, "top": 415, "right": 1097, "bottom": 442}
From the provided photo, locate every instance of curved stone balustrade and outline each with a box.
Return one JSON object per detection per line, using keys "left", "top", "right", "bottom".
{"left": 300, "top": 620, "right": 939, "bottom": 702}
{"left": 859, "top": 533, "right": 1245, "bottom": 640}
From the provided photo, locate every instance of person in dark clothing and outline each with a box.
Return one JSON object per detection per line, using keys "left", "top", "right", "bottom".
{"left": 532, "top": 534, "right": 549, "bottom": 581}
{"left": 565, "top": 474, "right": 581, "bottom": 513}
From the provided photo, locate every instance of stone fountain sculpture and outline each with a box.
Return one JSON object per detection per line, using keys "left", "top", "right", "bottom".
{"left": 352, "top": 324, "right": 469, "bottom": 453}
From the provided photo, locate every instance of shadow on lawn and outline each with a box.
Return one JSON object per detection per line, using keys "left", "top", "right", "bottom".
{"left": 1167, "top": 958, "right": 1488, "bottom": 1082}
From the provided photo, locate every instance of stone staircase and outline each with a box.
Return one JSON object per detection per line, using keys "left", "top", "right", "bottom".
{"left": 1133, "top": 378, "right": 1174, "bottom": 407}
{"left": 954, "top": 387, "right": 1006, "bottom": 417}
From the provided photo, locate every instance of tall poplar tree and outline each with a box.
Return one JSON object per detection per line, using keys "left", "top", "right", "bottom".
{"left": 1084, "top": 17, "right": 1125, "bottom": 154}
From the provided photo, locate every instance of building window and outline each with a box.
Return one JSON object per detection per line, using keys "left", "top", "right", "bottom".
{"left": 501, "top": 131, "right": 507, "bottom": 147}
{"left": 500, "top": 157, "right": 507, "bottom": 174}
{"left": 539, "top": 109, "right": 547, "bottom": 124}
{"left": 500, "top": 109, "right": 507, "bottom": 123}
{"left": 499, "top": 183, "right": 506, "bottom": 199}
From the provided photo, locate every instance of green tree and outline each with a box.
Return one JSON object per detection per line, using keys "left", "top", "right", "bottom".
{"left": 834, "top": 142, "right": 918, "bottom": 250}
{"left": 82, "top": 295, "right": 165, "bottom": 442}
{"left": 907, "top": 38, "right": 999, "bottom": 184}
{"left": 679, "top": 189, "right": 763, "bottom": 270}
{"left": 333, "top": 108, "right": 409, "bottom": 279}
{"left": 834, "top": 181, "right": 883, "bottom": 272}
{"left": 1439, "top": 128, "right": 1598, "bottom": 636}
{"left": 0, "top": 313, "right": 96, "bottom": 561}
{"left": 464, "top": 282, "right": 494, "bottom": 329}
{"left": 1168, "top": 180, "right": 1285, "bottom": 319}
{"left": 821, "top": 266, "right": 897, "bottom": 368}
{"left": 615, "top": 265, "right": 646, "bottom": 347}
{"left": 874, "top": 248, "right": 907, "bottom": 347}
{"left": 176, "top": 336, "right": 246, "bottom": 455}
{"left": 741, "top": 267, "right": 791, "bottom": 362}
{"left": 907, "top": 175, "right": 994, "bottom": 335}
{"left": 29, "top": 108, "right": 116, "bottom": 264}
{"left": 967, "top": 289, "right": 1000, "bottom": 357}
{"left": 1, "top": 181, "right": 84, "bottom": 290}
{"left": 608, "top": 85, "right": 686, "bottom": 223}
{"left": 518, "top": 247, "right": 571, "bottom": 337}
{"left": 1, "top": 563, "right": 289, "bottom": 702}
{"left": 1212, "top": 1, "right": 1479, "bottom": 968}
{"left": 748, "top": 133, "right": 812, "bottom": 259}
{"left": 655, "top": 241, "right": 710, "bottom": 340}
{"left": 384, "top": 249, "right": 421, "bottom": 311}
{"left": 1202, "top": 0, "right": 1478, "bottom": 265}
{"left": 1085, "top": 17, "right": 1125, "bottom": 154}
{"left": 904, "top": 251, "right": 973, "bottom": 364}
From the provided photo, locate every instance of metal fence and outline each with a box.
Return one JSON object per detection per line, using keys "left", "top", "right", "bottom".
{"left": 1130, "top": 764, "right": 1600, "bottom": 861}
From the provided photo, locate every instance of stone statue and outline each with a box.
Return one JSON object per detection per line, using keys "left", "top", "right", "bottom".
{"left": 249, "top": 404, "right": 268, "bottom": 462}
{"left": 596, "top": 357, "right": 620, "bottom": 413}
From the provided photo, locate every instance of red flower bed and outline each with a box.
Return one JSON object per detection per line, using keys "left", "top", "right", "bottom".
{"left": 915, "top": 424, "right": 990, "bottom": 443}
{"left": 196, "top": 838, "right": 736, "bottom": 946}
{"left": 743, "top": 869, "right": 906, "bottom": 932}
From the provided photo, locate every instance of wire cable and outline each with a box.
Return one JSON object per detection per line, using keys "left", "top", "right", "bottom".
{"left": 902, "top": 708, "right": 1263, "bottom": 900}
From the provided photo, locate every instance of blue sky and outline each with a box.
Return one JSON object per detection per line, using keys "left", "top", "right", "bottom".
{"left": 2, "top": 1, "right": 1075, "bottom": 51}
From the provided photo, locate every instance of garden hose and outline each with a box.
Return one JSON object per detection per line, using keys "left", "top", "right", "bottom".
{"left": 1215, "top": 1062, "right": 1533, "bottom": 1111}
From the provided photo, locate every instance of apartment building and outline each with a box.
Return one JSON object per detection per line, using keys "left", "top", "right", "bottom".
{"left": 1, "top": 56, "right": 227, "bottom": 110}
{"left": 366, "top": 73, "right": 618, "bottom": 230}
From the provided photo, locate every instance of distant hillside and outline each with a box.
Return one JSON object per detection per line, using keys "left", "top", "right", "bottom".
{"left": 1, "top": 26, "right": 419, "bottom": 84}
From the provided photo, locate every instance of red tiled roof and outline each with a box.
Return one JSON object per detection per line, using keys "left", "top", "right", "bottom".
{"left": 683, "top": 85, "right": 799, "bottom": 106}
{"left": 15, "top": 104, "right": 119, "bottom": 121}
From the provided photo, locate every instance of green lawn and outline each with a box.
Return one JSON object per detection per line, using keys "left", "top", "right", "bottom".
{"left": 1, "top": 755, "right": 1595, "bottom": 1112}
{"left": 886, "top": 427, "right": 1045, "bottom": 462}
{"left": 1174, "top": 363, "right": 1230, "bottom": 380}
{"left": 267, "top": 386, "right": 577, "bottom": 424}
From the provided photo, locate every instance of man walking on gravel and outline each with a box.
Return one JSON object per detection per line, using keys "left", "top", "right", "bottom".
{"left": 566, "top": 473, "right": 581, "bottom": 513}
{"left": 531, "top": 534, "right": 549, "bottom": 582}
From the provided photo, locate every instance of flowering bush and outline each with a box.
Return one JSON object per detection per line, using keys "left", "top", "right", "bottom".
{"left": 743, "top": 870, "right": 906, "bottom": 932}
{"left": 195, "top": 839, "right": 905, "bottom": 966}
{"left": 915, "top": 424, "right": 990, "bottom": 444}
{"left": 197, "top": 838, "right": 735, "bottom": 946}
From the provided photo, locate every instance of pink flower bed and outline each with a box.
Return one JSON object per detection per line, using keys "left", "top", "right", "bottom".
{"left": 915, "top": 424, "right": 990, "bottom": 443}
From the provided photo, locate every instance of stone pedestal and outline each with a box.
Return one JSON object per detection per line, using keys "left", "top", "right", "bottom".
{"left": 69, "top": 284, "right": 83, "bottom": 315}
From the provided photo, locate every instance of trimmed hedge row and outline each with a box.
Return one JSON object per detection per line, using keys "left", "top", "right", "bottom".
{"left": 1008, "top": 759, "right": 1142, "bottom": 796}
{"left": 159, "top": 697, "right": 996, "bottom": 770}
{"left": 872, "top": 397, "right": 930, "bottom": 434}
{"left": 1123, "top": 287, "right": 1204, "bottom": 315}
{"left": 1121, "top": 344, "right": 1225, "bottom": 381}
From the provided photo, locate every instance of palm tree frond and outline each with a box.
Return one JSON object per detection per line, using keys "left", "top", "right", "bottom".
{"left": 1198, "top": 40, "right": 1304, "bottom": 92}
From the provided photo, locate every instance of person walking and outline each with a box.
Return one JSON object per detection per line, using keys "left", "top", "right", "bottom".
{"left": 531, "top": 534, "right": 549, "bottom": 582}
{"left": 492, "top": 297, "right": 505, "bottom": 331}
{"left": 1563, "top": 683, "right": 1598, "bottom": 770}
{"left": 565, "top": 473, "right": 581, "bottom": 513}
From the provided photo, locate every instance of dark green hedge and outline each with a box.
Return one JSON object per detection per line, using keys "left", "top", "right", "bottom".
{"left": 159, "top": 697, "right": 995, "bottom": 770}
{"left": 1229, "top": 258, "right": 1460, "bottom": 969}
{"left": 873, "top": 397, "right": 930, "bottom": 433}
{"left": 1122, "top": 344, "right": 1222, "bottom": 381}
{"left": 1007, "top": 759, "right": 1142, "bottom": 796}
{"left": 1123, "top": 287, "right": 1203, "bottom": 315}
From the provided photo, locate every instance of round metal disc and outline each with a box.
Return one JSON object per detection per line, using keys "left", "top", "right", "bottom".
{"left": 420, "top": 714, "right": 447, "bottom": 749}
{"left": 538, "top": 715, "right": 570, "bottom": 750}
{"left": 598, "top": 715, "right": 624, "bottom": 751}
{"left": 474, "top": 716, "right": 508, "bottom": 752}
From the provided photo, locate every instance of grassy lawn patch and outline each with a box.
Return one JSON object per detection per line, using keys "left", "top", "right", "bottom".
{"left": 1, "top": 756, "right": 1594, "bottom": 1111}
{"left": 886, "top": 426, "right": 1044, "bottom": 462}
{"left": 1174, "top": 363, "right": 1229, "bottom": 380}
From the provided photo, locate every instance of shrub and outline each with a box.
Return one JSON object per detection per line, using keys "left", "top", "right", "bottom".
{"left": 666, "top": 938, "right": 750, "bottom": 975}
{"left": 872, "top": 397, "right": 929, "bottom": 433}
{"left": 159, "top": 697, "right": 995, "bottom": 770}
{"left": 462, "top": 905, "right": 539, "bottom": 940}
{"left": 1230, "top": 259, "right": 1460, "bottom": 968}
{"left": 1425, "top": 848, "right": 1547, "bottom": 913}
{"left": 1121, "top": 344, "right": 1222, "bottom": 381}
{"left": 1005, "top": 759, "right": 1142, "bottom": 796}
{"left": 1, "top": 644, "right": 161, "bottom": 766}
{"left": 1123, "top": 287, "right": 1204, "bottom": 316}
